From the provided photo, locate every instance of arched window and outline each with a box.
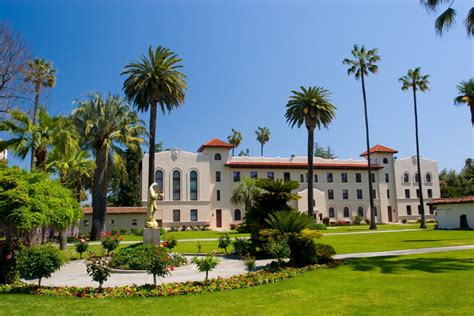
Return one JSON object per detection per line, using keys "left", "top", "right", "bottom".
{"left": 155, "top": 170, "right": 164, "bottom": 200}
{"left": 329, "top": 207, "right": 335, "bottom": 218}
{"left": 214, "top": 153, "right": 222, "bottom": 160}
{"left": 357, "top": 207, "right": 364, "bottom": 217}
{"left": 234, "top": 209, "right": 241, "bottom": 221}
{"left": 403, "top": 172, "right": 410, "bottom": 183}
{"left": 426, "top": 172, "right": 432, "bottom": 183}
{"left": 190, "top": 171, "right": 198, "bottom": 200}
{"left": 383, "top": 158, "right": 388, "bottom": 164}
{"left": 415, "top": 172, "right": 420, "bottom": 183}
{"left": 173, "top": 170, "right": 181, "bottom": 200}
{"left": 343, "top": 207, "right": 350, "bottom": 218}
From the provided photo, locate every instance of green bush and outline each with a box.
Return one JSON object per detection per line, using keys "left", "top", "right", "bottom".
{"left": 287, "top": 236, "right": 318, "bottom": 267}
{"left": 74, "top": 238, "right": 89, "bottom": 259}
{"left": 145, "top": 246, "right": 172, "bottom": 286}
{"left": 0, "top": 240, "right": 18, "bottom": 284}
{"left": 159, "top": 228, "right": 166, "bottom": 237}
{"left": 242, "top": 254, "right": 256, "bottom": 273}
{"left": 191, "top": 254, "right": 220, "bottom": 280}
{"left": 322, "top": 217, "right": 330, "bottom": 226}
{"left": 307, "top": 222, "right": 327, "bottom": 230}
{"left": 402, "top": 218, "right": 408, "bottom": 224}
{"left": 264, "top": 238, "right": 290, "bottom": 268}
{"left": 164, "top": 236, "right": 177, "bottom": 249}
{"left": 218, "top": 234, "right": 232, "bottom": 254}
{"left": 86, "top": 255, "right": 111, "bottom": 290}
{"left": 232, "top": 238, "right": 253, "bottom": 256}
{"left": 110, "top": 244, "right": 186, "bottom": 270}
{"left": 100, "top": 232, "right": 121, "bottom": 255}
{"left": 315, "top": 243, "right": 336, "bottom": 263}
{"left": 352, "top": 215, "right": 363, "bottom": 225}
{"left": 130, "top": 228, "right": 144, "bottom": 236}
{"left": 119, "top": 229, "right": 128, "bottom": 235}
{"left": 16, "top": 244, "right": 65, "bottom": 286}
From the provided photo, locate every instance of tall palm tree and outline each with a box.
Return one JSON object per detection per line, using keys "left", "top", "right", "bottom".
{"left": 255, "top": 126, "right": 270, "bottom": 156}
{"left": 454, "top": 78, "right": 474, "bottom": 126}
{"left": 24, "top": 58, "right": 57, "bottom": 169}
{"left": 420, "top": 0, "right": 474, "bottom": 36}
{"left": 72, "top": 93, "right": 146, "bottom": 240}
{"left": 343, "top": 44, "right": 381, "bottom": 230}
{"left": 399, "top": 67, "right": 430, "bottom": 229}
{"left": 231, "top": 178, "right": 260, "bottom": 214}
{"left": 228, "top": 128, "right": 242, "bottom": 156}
{"left": 285, "top": 86, "right": 336, "bottom": 218}
{"left": 122, "top": 46, "right": 187, "bottom": 187}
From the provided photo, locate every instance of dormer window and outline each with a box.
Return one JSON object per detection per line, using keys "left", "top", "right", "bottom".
{"left": 383, "top": 158, "right": 388, "bottom": 164}
{"left": 214, "top": 153, "right": 222, "bottom": 160}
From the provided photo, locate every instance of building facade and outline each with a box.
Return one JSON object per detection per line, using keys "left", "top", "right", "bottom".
{"left": 134, "top": 139, "right": 440, "bottom": 230}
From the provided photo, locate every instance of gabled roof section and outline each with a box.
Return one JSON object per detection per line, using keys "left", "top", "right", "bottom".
{"left": 197, "top": 138, "right": 234, "bottom": 152}
{"left": 360, "top": 144, "right": 398, "bottom": 157}
{"left": 82, "top": 207, "right": 147, "bottom": 215}
{"left": 428, "top": 196, "right": 474, "bottom": 206}
{"left": 225, "top": 161, "right": 384, "bottom": 170}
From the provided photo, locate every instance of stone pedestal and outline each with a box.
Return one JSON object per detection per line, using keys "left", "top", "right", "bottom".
{"left": 144, "top": 228, "right": 161, "bottom": 245}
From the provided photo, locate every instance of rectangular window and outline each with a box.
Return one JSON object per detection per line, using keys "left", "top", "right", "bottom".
{"left": 284, "top": 172, "right": 291, "bottom": 181}
{"left": 428, "top": 189, "right": 433, "bottom": 198}
{"left": 132, "top": 219, "right": 138, "bottom": 226}
{"left": 357, "top": 189, "right": 363, "bottom": 199}
{"left": 416, "top": 189, "right": 420, "bottom": 198}
{"left": 371, "top": 173, "right": 376, "bottom": 183}
{"left": 385, "top": 173, "right": 389, "bottom": 183}
{"left": 387, "top": 189, "right": 390, "bottom": 199}
{"left": 406, "top": 205, "right": 412, "bottom": 215}
{"left": 173, "top": 210, "right": 180, "bottom": 222}
{"left": 327, "top": 173, "right": 333, "bottom": 183}
{"left": 356, "top": 173, "right": 362, "bottom": 183}
{"left": 84, "top": 220, "right": 89, "bottom": 226}
{"left": 328, "top": 190, "right": 334, "bottom": 200}
{"left": 405, "top": 189, "right": 410, "bottom": 198}
{"left": 217, "top": 190, "right": 221, "bottom": 201}
{"left": 373, "top": 190, "right": 377, "bottom": 199}
{"left": 250, "top": 171, "right": 258, "bottom": 179}
{"left": 341, "top": 173, "right": 348, "bottom": 183}
{"left": 267, "top": 172, "right": 274, "bottom": 180}
{"left": 300, "top": 174, "right": 304, "bottom": 183}
{"left": 233, "top": 171, "right": 240, "bottom": 182}
{"left": 109, "top": 219, "right": 115, "bottom": 226}
{"left": 314, "top": 174, "right": 318, "bottom": 182}
{"left": 190, "top": 209, "right": 198, "bottom": 222}
{"left": 216, "top": 171, "right": 221, "bottom": 182}
{"left": 342, "top": 189, "right": 349, "bottom": 200}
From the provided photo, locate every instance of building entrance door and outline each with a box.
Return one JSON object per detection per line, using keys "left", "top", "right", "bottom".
{"left": 387, "top": 206, "right": 393, "bottom": 222}
{"left": 216, "top": 209, "right": 222, "bottom": 228}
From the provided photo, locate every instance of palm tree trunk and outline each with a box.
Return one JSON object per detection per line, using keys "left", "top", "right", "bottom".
{"left": 30, "top": 81, "right": 41, "bottom": 170}
{"left": 148, "top": 102, "right": 157, "bottom": 187}
{"left": 470, "top": 103, "right": 474, "bottom": 127}
{"left": 361, "top": 72, "right": 377, "bottom": 230}
{"left": 412, "top": 86, "right": 426, "bottom": 229}
{"left": 307, "top": 127, "right": 315, "bottom": 218}
{"left": 261, "top": 143, "right": 263, "bottom": 157}
{"left": 90, "top": 148, "right": 108, "bottom": 240}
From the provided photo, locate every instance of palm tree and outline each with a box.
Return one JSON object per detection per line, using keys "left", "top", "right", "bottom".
{"left": 399, "top": 67, "right": 430, "bottom": 229}
{"left": 420, "top": 0, "right": 474, "bottom": 36}
{"left": 231, "top": 178, "right": 260, "bottom": 214}
{"left": 454, "top": 78, "right": 474, "bottom": 127}
{"left": 228, "top": 128, "right": 242, "bottom": 156}
{"left": 24, "top": 58, "right": 57, "bottom": 169}
{"left": 72, "top": 93, "right": 146, "bottom": 240}
{"left": 343, "top": 44, "right": 381, "bottom": 230}
{"left": 122, "top": 46, "right": 187, "bottom": 187}
{"left": 255, "top": 127, "right": 270, "bottom": 156}
{"left": 285, "top": 86, "right": 336, "bottom": 219}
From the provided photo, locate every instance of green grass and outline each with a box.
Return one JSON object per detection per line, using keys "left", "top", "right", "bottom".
{"left": 325, "top": 223, "right": 434, "bottom": 233}
{"left": 164, "top": 230, "right": 249, "bottom": 240}
{"left": 1, "top": 250, "right": 473, "bottom": 315}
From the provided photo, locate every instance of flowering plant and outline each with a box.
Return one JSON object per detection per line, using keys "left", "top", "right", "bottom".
{"left": 145, "top": 246, "right": 173, "bottom": 286}
{"left": 74, "top": 237, "right": 89, "bottom": 259}
{"left": 100, "top": 232, "right": 122, "bottom": 255}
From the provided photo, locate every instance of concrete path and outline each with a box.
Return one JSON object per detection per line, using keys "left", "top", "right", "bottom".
{"left": 26, "top": 245, "right": 474, "bottom": 288}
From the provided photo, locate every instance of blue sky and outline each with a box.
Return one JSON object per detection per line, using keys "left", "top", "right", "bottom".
{"left": 1, "top": 0, "right": 472, "bottom": 171}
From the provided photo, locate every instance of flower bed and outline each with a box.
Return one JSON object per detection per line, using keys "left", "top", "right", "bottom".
{"left": 0, "top": 262, "right": 340, "bottom": 298}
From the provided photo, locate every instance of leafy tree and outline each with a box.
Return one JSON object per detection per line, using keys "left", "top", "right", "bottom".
{"left": 227, "top": 128, "right": 242, "bottom": 156}
{"left": 439, "top": 158, "right": 474, "bottom": 197}
{"left": 255, "top": 126, "right": 270, "bottom": 156}
{"left": 285, "top": 86, "right": 336, "bottom": 218}
{"left": 72, "top": 93, "right": 146, "bottom": 240}
{"left": 454, "top": 78, "right": 474, "bottom": 127}
{"left": 86, "top": 255, "right": 111, "bottom": 291}
{"left": 343, "top": 44, "right": 381, "bottom": 230}
{"left": 314, "top": 142, "right": 336, "bottom": 159}
{"left": 420, "top": 0, "right": 474, "bottom": 36}
{"left": 113, "top": 146, "right": 143, "bottom": 206}
{"left": 122, "top": 46, "right": 187, "bottom": 187}
{"left": 16, "top": 244, "right": 65, "bottom": 286}
{"left": 399, "top": 67, "right": 430, "bottom": 229}
{"left": 145, "top": 246, "right": 172, "bottom": 286}
{"left": 191, "top": 254, "right": 220, "bottom": 281}
{"left": 218, "top": 234, "right": 232, "bottom": 254}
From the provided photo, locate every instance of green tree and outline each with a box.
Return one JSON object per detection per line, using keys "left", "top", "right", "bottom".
{"left": 285, "top": 86, "right": 336, "bottom": 218}
{"left": 114, "top": 146, "right": 143, "bottom": 206}
{"left": 420, "top": 0, "right": 474, "bottom": 36}
{"left": 72, "top": 93, "right": 146, "bottom": 240}
{"left": 231, "top": 178, "right": 260, "bottom": 215}
{"left": 314, "top": 142, "right": 336, "bottom": 159}
{"left": 191, "top": 254, "right": 220, "bottom": 281}
{"left": 122, "top": 46, "right": 187, "bottom": 187}
{"left": 16, "top": 244, "right": 65, "bottom": 286}
{"left": 23, "top": 58, "right": 57, "bottom": 169}
{"left": 343, "top": 44, "right": 381, "bottom": 230}
{"left": 255, "top": 126, "right": 270, "bottom": 156}
{"left": 227, "top": 128, "right": 242, "bottom": 156}
{"left": 454, "top": 78, "right": 474, "bottom": 127}
{"left": 399, "top": 67, "right": 430, "bottom": 229}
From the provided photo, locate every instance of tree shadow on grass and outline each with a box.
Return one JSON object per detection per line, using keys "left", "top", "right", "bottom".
{"left": 345, "top": 256, "right": 474, "bottom": 274}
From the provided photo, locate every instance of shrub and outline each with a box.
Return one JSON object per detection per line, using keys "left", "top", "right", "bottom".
{"left": 86, "top": 255, "right": 111, "bottom": 290}
{"left": 101, "top": 232, "right": 121, "bottom": 255}
{"left": 229, "top": 224, "right": 238, "bottom": 230}
{"left": 0, "top": 240, "right": 18, "bottom": 284}
{"left": 218, "top": 234, "right": 232, "bottom": 254}
{"left": 402, "top": 218, "right": 408, "bottom": 224}
{"left": 232, "top": 238, "right": 253, "bottom": 256}
{"left": 75, "top": 238, "right": 89, "bottom": 259}
{"left": 336, "top": 219, "right": 349, "bottom": 226}
{"left": 307, "top": 222, "right": 327, "bottom": 230}
{"left": 181, "top": 225, "right": 188, "bottom": 232}
{"left": 164, "top": 236, "right": 177, "bottom": 250}
{"left": 196, "top": 242, "right": 202, "bottom": 253}
{"left": 365, "top": 218, "right": 371, "bottom": 225}
{"left": 110, "top": 244, "right": 186, "bottom": 270}
{"left": 145, "top": 246, "right": 172, "bottom": 286}
{"left": 159, "top": 228, "right": 166, "bottom": 237}
{"left": 352, "top": 215, "right": 363, "bottom": 225}
{"left": 169, "top": 226, "right": 178, "bottom": 232}
{"left": 16, "top": 244, "right": 65, "bottom": 286}
{"left": 111, "top": 229, "right": 118, "bottom": 235}
{"left": 130, "top": 228, "right": 144, "bottom": 236}
{"left": 168, "top": 252, "right": 187, "bottom": 268}
{"left": 322, "top": 217, "right": 330, "bottom": 226}
{"left": 119, "top": 229, "right": 128, "bottom": 235}
{"left": 315, "top": 243, "right": 336, "bottom": 263}
{"left": 242, "top": 254, "right": 256, "bottom": 273}
{"left": 287, "top": 236, "right": 318, "bottom": 267}
{"left": 191, "top": 253, "right": 220, "bottom": 280}
{"left": 264, "top": 238, "right": 290, "bottom": 268}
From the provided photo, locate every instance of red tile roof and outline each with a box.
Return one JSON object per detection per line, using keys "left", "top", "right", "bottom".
{"left": 197, "top": 138, "right": 234, "bottom": 152}
{"left": 428, "top": 196, "right": 474, "bottom": 205}
{"left": 360, "top": 144, "right": 398, "bottom": 157}
{"left": 82, "top": 206, "right": 147, "bottom": 215}
{"left": 225, "top": 161, "right": 384, "bottom": 170}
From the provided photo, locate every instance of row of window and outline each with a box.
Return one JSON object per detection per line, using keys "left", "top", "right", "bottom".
{"left": 406, "top": 205, "right": 435, "bottom": 215}
{"left": 328, "top": 206, "right": 368, "bottom": 218}
{"left": 171, "top": 209, "right": 242, "bottom": 222}
{"left": 232, "top": 171, "right": 388, "bottom": 183}
{"left": 327, "top": 189, "right": 380, "bottom": 200}
{"left": 403, "top": 172, "right": 432, "bottom": 184}
{"left": 404, "top": 188, "right": 433, "bottom": 198}
{"left": 155, "top": 170, "right": 198, "bottom": 201}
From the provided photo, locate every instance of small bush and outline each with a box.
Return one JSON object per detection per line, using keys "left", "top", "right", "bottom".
{"left": 111, "top": 229, "right": 118, "bottom": 235}
{"left": 75, "top": 237, "right": 89, "bottom": 259}
{"left": 110, "top": 244, "right": 186, "bottom": 270}
{"left": 229, "top": 224, "right": 238, "bottom": 230}
{"left": 130, "top": 228, "right": 144, "bottom": 236}
{"left": 159, "top": 228, "right": 166, "bottom": 237}
{"left": 218, "top": 234, "right": 232, "bottom": 254}
{"left": 86, "top": 255, "right": 111, "bottom": 290}
{"left": 232, "top": 238, "right": 253, "bottom": 256}
{"left": 264, "top": 238, "right": 290, "bottom": 268}
{"left": 196, "top": 242, "right": 202, "bottom": 253}
{"left": 352, "top": 215, "right": 363, "bottom": 225}
{"left": 181, "top": 225, "right": 188, "bottom": 232}
{"left": 242, "top": 254, "right": 256, "bottom": 273}
{"left": 315, "top": 243, "right": 336, "bottom": 263}
{"left": 402, "top": 218, "right": 408, "bottom": 224}
{"left": 119, "top": 229, "right": 128, "bottom": 235}
{"left": 100, "top": 232, "right": 121, "bottom": 255}
{"left": 322, "top": 217, "right": 330, "bottom": 226}
{"left": 191, "top": 253, "right": 220, "bottom": 280}
{"left": 336, "top": 219, "right": 349, "bottom": 226}
{"left": 145, "top": 246, "right": 172, "bottom": 286}
{"left": 365, "top": 218, "right": 371, "bottom": 225}
{"left": 170, "top": 226, "right": 178, "bottom": 232}
{"left": 287, "top": 236, "right": 318, "bottom": 267}
{"left": 307, "top": 222, "right": 327, "bottom": 230}
{"left": 16, "top": 244, "right": 65, "bottom": 286}
{"left": 164, "top": 236, "right": 177, "bottom": 250}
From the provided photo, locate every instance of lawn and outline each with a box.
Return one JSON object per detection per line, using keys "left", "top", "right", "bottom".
{"left": 2, "top": 250, "right": 473, "bottom": 315}
{"left": 325, "top": 223, "right": 435, "bottom": 233}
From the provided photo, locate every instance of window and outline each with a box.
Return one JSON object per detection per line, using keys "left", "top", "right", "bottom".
{"left": 383, "top": 157, "right": 389, "bottom": 164}
{"left": 284, "top": 172, "right": 291, "bottom": 181}
{"left": 300, "top": 174, "right": 304, "bottom": 183}
{"left": 406, "top": 205, "right": 412, "bottom": 215}
{"left": 267, "top": 172, "right": 274, "bottom": 180}
{"left": 328, "top": 190, "right": 334, "bottom": 200}
{"left": 233, "top": 171, "right": 240, "bottom": 182}
{"left": 356, "top": 173, "right": 362, "bottom": 183}
{"left": 342, "top": 189, "right": 349, "bottom": 200}
{"left": 314, "top": 174, "right": 318, "bottom": 182}
{"left": 84, "top": 220, "right": 89, "bottom": 226}
{"left": 387, "top": 189, "right": 390, "bottom": 199}
{"left": 341, "top": 173, "right": 348, "bottom": 183}
{"left": 234, "top": 209, "right": 242, "bottom": 221}
{"left": 190, "top": 209, "right": 198, "bottom": 222}
{"left": 250, "top": 171, "right": 258, "bottom": 179}
{"left": 329, "top": 207, "right": 335, "bottom": 218}
{"left": 216, "top": 171, "right": 221, "bottom": 182}
{"left": 357, "top": 207, "right": 364, "bottom": 217}
{"left": 217, "top": 190, "right": 221, "bottom": 201}
{"left": 429, "top": 205, "right": 434, "bottom": 215}
{"left": 428, "top": 189, "right": 433, "bottom": 198}
{"left": 403, "top": 172, "right": 410, "bottom": 183}
{"left": 371, "top": 173, "right": 376, "bottom": 183}
{"left": 343, "top": 207, "right": 350, "bottom": 217}
{"left": 426, "top": 173, "right": 432, "bottom": 183}
{"left": 415, "top": 172, "right": 420, "bottom": 183}
{"left": 327, "top": 173, "right": 333, "bottom": 183}
{"left": 173, "top": 210, "right": 180, "bottom": 222}
{"left": 372, "top": 190, "right": 377, "bottom": 199}
{"left": 109, "top": 219, "right": 115, "bottom": 226}
{"left": 214, "top": 153, "right": 222, "bottom": 160}
{"left": 132, "top": 219, "right": 138, "bottom": 226}
{"left": 190, "top": 171, "right": 198, "bottom": 200}
{"left": 385, "top": 173, "right": 389, "bottom": 183}
{"left": 405, "top": 189, "right": 410, "bottom": 198}
{"left": 416, "top": 189, "right": 420, "bottom": 198}
{"left": 173, "top": 170, "right": 181, "bottom": 200}
{"left": 155, "top": 170, "right": 164, "bottom": 200}
{"left": 357, "top": 189, "right": 363, "bottom": 199}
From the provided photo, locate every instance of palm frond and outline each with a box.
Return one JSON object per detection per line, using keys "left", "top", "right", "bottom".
{"left": 435, "top": 7, "right": 457, "bottom": 35}
{"left": 465, "top": 7, "right": 474, "bottom": 36}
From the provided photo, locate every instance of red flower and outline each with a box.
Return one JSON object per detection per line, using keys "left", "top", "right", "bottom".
{"left": 170, "top": 266, "right": 174, "bottom": 271}
{"left": 5, "top": 253, "right": 12, "bottom": 261}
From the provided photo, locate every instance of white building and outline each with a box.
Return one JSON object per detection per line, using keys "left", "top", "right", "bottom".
{"left": 430, "top": 196, "right": 474, "bottom": 230}
{"left": 135, "top": 138, "right": 441, "bottom": 229}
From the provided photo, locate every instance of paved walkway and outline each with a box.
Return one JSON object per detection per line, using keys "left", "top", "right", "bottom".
{"left": 26, "top": 245, "right": 474, "bottom": 287}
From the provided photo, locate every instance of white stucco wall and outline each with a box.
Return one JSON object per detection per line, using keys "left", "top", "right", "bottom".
{"left": 435, "top": 203, "right": 474, "bottom": 229}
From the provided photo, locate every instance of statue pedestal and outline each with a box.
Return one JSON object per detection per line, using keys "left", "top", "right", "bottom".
{"left": 144, "top": 228, "right": 161, "bottom": 245}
